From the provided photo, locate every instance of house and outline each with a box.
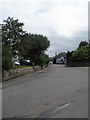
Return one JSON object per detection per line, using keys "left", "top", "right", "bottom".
{"left": 56, "top": 56, "right": 67, "bottom": 64}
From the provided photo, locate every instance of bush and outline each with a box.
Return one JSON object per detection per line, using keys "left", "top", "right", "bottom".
{"left": 40, "top": 53, "right": 49, "bottom": 69}
{"left": 72, "top": 44, "right": 89, "bottom": 62}
{"left": 66, "top": 43, "right": 90, "bottom": 67}
{"left": 2, "top": 45, "right": 13, "bottom": 71}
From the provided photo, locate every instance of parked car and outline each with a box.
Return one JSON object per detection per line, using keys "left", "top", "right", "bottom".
{"left": 15, "top": 61, "right": 20, "bottom": 66}
{"left": 25, "top": 59, "right": 30, "bottom": 63}
{"left": 12, "top": 56, "right": 20, "bottom": 66}
{"left": 20, "top": 59, "right": 30, "bottom": 65}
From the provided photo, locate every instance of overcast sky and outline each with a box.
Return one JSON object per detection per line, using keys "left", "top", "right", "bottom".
{"left": 1, "top": 0, "right": 89, "bottom": 57}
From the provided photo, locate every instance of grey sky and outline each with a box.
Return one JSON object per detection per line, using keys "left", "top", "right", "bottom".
{"left": 1, "top": 0, "right": 88, "bottom": 57}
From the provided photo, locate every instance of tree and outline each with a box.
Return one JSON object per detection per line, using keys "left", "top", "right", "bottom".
{"left": 19, "top": 33, "right": 31, "bottom": 58}
{"left": 2, "top": 17, "right": 50, "bottom": 67}
{"left": 66, "top": 41, "right": 89, "bottom": 63}
{"left": 78, "top": 41, "right": 88, "bottom": 48}
{"left": 28, "top": 34, "right": 50, "bottom": 65}
{"left": 66, "top": 51, "right": 74, "bottom": 63}
{"left": 2, "top": 17, "right": 25, "bottom": 53}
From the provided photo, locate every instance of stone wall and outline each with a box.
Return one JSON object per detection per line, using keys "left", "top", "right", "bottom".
{"left": 3, "top": 66, "right": 41, "bottom": 81}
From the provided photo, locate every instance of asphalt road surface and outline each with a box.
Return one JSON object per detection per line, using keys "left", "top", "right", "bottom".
{"left": 0, "top": 83, "right": 2, "bottom": 119}
{"left": 2, "top": 65, "right": 88, "bottom": 118}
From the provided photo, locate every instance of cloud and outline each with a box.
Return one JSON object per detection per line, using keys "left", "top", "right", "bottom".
{"left": 46, "top": 30, "right": 88, "bottom": 56}
{"left": 1, "top": 0, "right": 88, "bottom": 56}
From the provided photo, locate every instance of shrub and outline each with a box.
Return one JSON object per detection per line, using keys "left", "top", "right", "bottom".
{"left": 2, "top": 45, "right": 13, "bottom": 71}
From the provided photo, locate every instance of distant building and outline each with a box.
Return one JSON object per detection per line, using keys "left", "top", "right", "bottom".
{"left": 53, "top": 52, "right": 67, "bottom": 64}
{"left": 56, "top": 56, "right": 67, "bottom": 64}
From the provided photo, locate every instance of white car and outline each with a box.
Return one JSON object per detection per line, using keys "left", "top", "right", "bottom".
{"left": 25, "top": 59, "right": 30, "bottom": 63}
{"left": 49, "top": 61, "right": 53, "bottom": 65}
{"left": 15, "top": 61, "right": 20, "bottom": 66}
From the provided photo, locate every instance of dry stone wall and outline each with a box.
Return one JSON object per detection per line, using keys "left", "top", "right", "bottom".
{"left": 3, "top": 66, "right": 41, "bottom": 81}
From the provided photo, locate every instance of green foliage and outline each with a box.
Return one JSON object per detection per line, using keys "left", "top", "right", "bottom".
{"left": 2, "top": 45, "right": 13, "bottom": 71}
{"left": 30, "top": 34, "right": 50, "bottom": 52}
{"left": 40, "top": 53, "right": 50, "bottom": 68}
{"left": 72, "top": 44, "right": 89, "bottom": 62}
{"left": 88, "top": 44, "right": 90, "bottom": 61}
{"left": 2, "top": 17, "right": 25, "bottom": 53}
{"left": 66, "top": 51, "right": 74, "bottom": 62}
{"left": 56, "top": 52, "right": 66, "bottom": 58}
{"left": 19, "top": 33, "right": 30, "bottom": 58}
{"left": 29, "top": 34, "right": 50, "bottom": 65}
{"left": 66, "top": 41, "right": 90, "bottom": 67}
{"left": 78, "top": 41, "right": 88, "bottom": 48}
{"left": 2, "top": 17, "right": 50, "bottom": 68}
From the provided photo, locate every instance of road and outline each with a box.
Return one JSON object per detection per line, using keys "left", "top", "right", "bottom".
{"left": 0, "top": 83, "right": 2, "bottom": 119}
{"left": 2, "top": 65, "right": 88, "bottom": 118}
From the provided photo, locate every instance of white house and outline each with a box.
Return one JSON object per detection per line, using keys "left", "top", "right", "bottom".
{"left": 56, "top": 56, "right": 67, "bottom": 64}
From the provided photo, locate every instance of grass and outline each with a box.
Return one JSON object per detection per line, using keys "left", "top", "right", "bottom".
{"left": 13, "top": 65, "right": 32, "bottom": 69}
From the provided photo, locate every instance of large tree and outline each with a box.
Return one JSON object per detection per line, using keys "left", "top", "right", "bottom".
{"left": 28, "top": 34, "right": 50, "bottom": 65}
{"left": 2, "top": 17, "right": 25, "bottom": 53}
{"left": 2, "top": 17, "right": 50, "bottom": 67}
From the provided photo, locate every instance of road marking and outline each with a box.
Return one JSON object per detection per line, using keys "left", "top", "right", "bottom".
{"left": 39, "top": 102, "right": 72, "bottom": 118}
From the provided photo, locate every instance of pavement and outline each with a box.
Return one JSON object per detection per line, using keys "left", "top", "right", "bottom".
{"left": 2, "top": 65, "right": 88, "bottom": 118}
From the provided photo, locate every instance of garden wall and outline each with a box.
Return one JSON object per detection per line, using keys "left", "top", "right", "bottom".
{"left": 3, "top": 66, "right": 41, "bottom": 81}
